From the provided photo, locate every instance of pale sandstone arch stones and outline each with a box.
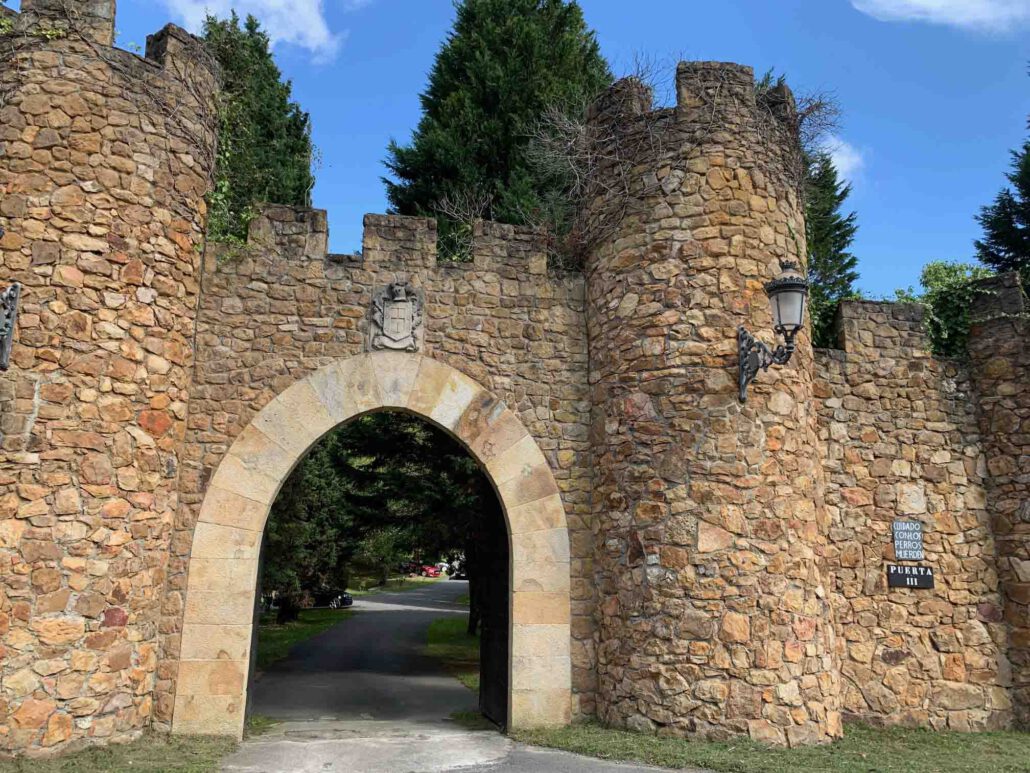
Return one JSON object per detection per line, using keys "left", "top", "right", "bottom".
{"left": 173, "top": 353, "right": 572, "bottom": 739}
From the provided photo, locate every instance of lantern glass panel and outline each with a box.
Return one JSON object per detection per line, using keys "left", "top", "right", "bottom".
{"left": 770, "top": 289, "right": 806, "bottom": 333}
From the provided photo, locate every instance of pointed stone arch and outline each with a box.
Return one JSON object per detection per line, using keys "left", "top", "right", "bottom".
{"left": 171, "top": 353, "right": 572, "bottom": 739}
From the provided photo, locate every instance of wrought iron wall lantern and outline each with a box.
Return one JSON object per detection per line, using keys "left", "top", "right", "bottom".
{"left": 738, "top": 261, "right": 809, "bottom": 402}
{"left": 1, "top": 282, "right": 21, "bottom": 372}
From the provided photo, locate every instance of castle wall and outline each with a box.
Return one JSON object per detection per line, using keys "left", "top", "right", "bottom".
{"left": 156, "top": 207, "right": 596, "bottom": 725}
{"left": 967, "top": 274, "right": 1030, "bottom": 727}
{"left": 0, "top": 1, "right": 218, "bottom": 754}
{"left": 0, "top": 0, "right": 1027, "bottom": 757}
{"left": 585, "top": 64, "right": 841, "bottom": 745}
{"left": 815, "top": 301, "right": 1011, "bottom": 731}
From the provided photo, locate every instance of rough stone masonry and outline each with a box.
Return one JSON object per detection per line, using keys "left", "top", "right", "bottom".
{"left": 0, "top": 0, "right": 1028, "bottom": 758}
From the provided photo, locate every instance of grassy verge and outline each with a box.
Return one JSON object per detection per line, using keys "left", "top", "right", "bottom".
{"left": 348, "top": 575, "right": 441, "bottom": 596}
{"left": 449, "top": 710, "right": 497, "bottom": 731}
{"left": 425, "top": 616, "right": 480, "bottom": 691}
{"left": 511, "top": 721, "right": 1030, "bottom": 773}
{"left": 0, "top": 733, "right": 236, "bottom": 773}
{"left": 244, "top": 714, "right": 282, "bottom": 738}
{"left": 256, "top": 608, "right": 354, "bottom": 670}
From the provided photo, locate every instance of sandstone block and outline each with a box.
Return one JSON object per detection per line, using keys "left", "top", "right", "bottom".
{"left": 720, "top": 612, "right": 750, "bottom": 643}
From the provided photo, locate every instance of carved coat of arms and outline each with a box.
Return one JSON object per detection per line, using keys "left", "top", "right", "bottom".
{"left": 369, "top": 281, "right": 423, "bottom": 352}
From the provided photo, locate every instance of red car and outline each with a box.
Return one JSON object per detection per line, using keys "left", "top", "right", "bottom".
{"left": 420, "top": 565, "right": 441, "bottom": 578}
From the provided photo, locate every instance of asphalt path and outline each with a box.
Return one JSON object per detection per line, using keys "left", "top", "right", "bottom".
{"left": 227, "top": 579, "right": 705, "bottom": 772}
{"left": 251, "top": 578, "right": 477, "bottom": 722}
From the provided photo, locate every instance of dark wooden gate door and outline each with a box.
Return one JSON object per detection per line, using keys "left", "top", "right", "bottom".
{"left": 478, "top": 505, "right": 509, "bottom": 727}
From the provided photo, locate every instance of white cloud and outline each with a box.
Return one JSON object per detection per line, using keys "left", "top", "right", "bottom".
{"left": 342, "top": 0, "right": 375, "bottom": 10}
{"left": 819, "top": 135, "right": 865, "bottom": 184}
{"left": 851, "top": 0, "right": 1030, "bottom": 32}
{"left": 161, "top": 0, "right": 343, "bottom": 61}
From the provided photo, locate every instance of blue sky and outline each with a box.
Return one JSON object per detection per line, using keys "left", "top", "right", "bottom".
{"left": 13, "top": 0, "right": 1030, "bottom": 296}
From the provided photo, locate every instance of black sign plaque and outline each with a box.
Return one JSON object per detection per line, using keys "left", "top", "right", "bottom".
{"left": 886, "top": 564, "right": 934, "bottom": 589}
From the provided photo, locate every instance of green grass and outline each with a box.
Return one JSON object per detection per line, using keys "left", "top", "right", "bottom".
{"left": 347, "top": 575, "right": 440, "bottom": 596}
{"left": 256, "top": 608, "right": 354, "bottom": 670}
{"left": 449, "top": 710, "right": 497, "bottom": 731}
{"left": 0, "top": 733, "right": 235, "bottom": 773}
{"left": 244, "top": 714, "right": 282, "bottom": 738}
{"left": 455, "top": 593, "right": 470, "bottom": 606}
{"left": 511, "top": 721, "right": 1030, "bottom": 773}
{"left": 425, "top": 616, "right": 480, "bottom": 691}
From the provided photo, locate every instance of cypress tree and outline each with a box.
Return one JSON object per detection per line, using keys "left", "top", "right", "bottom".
{"left": 805, "top": 152, "right": 860, "bottom": 347}
{"left": 384, "top": 0, "right": 611, "bottom": 253}
{"left": 975, "top": 138, "right": 1030, "bottom": 285}
{"left": 202, "top": 13, "right": 315, "bottom": 242}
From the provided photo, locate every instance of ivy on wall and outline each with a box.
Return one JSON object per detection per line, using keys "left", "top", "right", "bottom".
{"left": 200, "top": 13, "right": 315, "bottom": 243}
{"left": 894, "top": 261, "right": 995, "bottom": 358}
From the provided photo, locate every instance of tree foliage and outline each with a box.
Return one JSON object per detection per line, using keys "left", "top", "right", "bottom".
{"left": 384, "top": 0, "right": 611, "bottom": 257}
{"left": 754, "top": 71, "right": 860, "bottom": 347}
{"left": 262, "top": 432, "right": 356, "bottom": 621}
{"left": 976, "top": 137, "right": 1030, "bottom": 286}
{"left": 804, "top": 152, "right": 860, "bottom": 347}
{"left": 893, "top": 260, "right": 994, "bottom": 358}
{"left": 202, "top": 13, "right": 315, "bottom": 242}
{"left": 262, "top": 412, "right": 501, "bottom": 626}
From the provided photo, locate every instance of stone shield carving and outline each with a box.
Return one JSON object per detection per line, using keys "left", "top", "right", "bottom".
{"left": 368, "top": 281, "right": 423, "bottom": 352}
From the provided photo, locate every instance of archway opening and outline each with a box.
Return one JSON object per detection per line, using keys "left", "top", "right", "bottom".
{"left": 248, "top": 409, "right": 510, "bottom": 728}
{"left": 173, "top": 354, "right": 571, "bottom": 739}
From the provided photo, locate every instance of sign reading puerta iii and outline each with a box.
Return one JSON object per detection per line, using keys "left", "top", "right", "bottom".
{"left": 886, "top": 520, "right": 935, "bottom": 589}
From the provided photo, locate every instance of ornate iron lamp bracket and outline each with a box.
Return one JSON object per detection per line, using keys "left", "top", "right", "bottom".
{"left": 738, "top": 325, "right": 796, "bottom": 403}
{"left": 1, "top": 282, "right": 21, "bottom": 372}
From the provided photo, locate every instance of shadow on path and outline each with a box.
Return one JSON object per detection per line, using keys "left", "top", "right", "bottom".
{"left": 252, "top": 579, "right": 476, "bottom": 720}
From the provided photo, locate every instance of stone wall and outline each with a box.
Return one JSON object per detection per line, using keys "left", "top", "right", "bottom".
{"left": 156, "top": 206, "right": 594, "bottom": 725}
{"left": 816, "top": 301, "right": 1010, "bottom": 731}
{"left": 1, "top": 0, "right": 1029, "bottom": 755}
{"left": 585, "top": 64, "right": 841, "bottom": 746}
{"left": 968, "top": 274, "right": 1030, "bottom": 727}
{"left": 0, "top": 0, "right": 218, "bottom": 754}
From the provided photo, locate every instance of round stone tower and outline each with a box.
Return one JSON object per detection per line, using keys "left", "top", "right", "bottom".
{"left": 585, "top": 62, "right": 841, "bottom": 746}
{"left": 0, "top": 1, "right": 218, "bottom": 753}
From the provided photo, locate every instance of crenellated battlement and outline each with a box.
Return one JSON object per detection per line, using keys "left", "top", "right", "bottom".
{"left": 15, "top": 0, "right": 116, "bottom": 46}
{"left": 825, "top": 275, "right": 1028, "bottom": 361}
{"left": 363, "top": 213, "right": 437, "bottom": 268}
{"left": 4, "top": 0, "right": 219, "bottom": 102}
{"left": 829, "top": 299, "right": 929, "bottom": 358}
{"left": 220, "top": 204, "right": 563, "bottom": 279}
{"left": 586, "top": 62, "right": 802, "bottom": 200}
{"left": 971, "top": 271, "right": 1027, "bottom": 322}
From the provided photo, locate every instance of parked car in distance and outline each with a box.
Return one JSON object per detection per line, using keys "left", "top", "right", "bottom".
{"left": 420, "top": 565, "right": 441, "bottom": 578}
{"left": 312, "top": 588, "right": 353, "bottom": 609}
{"left": 450, "top": 566, "right": 468, "bottom": 580}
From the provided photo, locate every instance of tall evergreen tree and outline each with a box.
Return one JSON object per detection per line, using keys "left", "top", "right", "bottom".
{"left": 805, "top": 152, "right": 860, "bottom": 347}
{"left": 976, "top": 138, "right": 1030, "bottom": 284}
{"left": 202, "top": 13, "right": 315, "bottom": 241}
{"left": 384, "top": 0, "right": 611, "bottom": 252}
{"left": 263, "top": 433, "right": 357, "bottom": 622}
